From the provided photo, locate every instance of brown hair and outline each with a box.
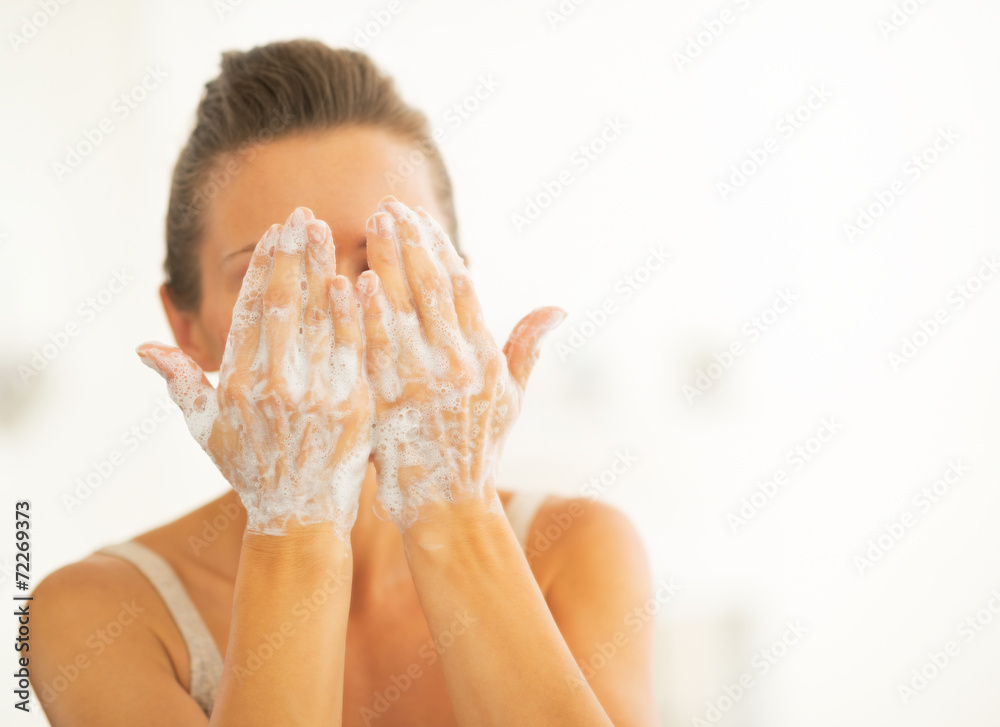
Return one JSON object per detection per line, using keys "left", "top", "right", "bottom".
{"left": 164, "top": 38, "right": 457, "bottom": 311}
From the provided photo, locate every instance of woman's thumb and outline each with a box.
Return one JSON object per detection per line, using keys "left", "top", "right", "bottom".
{"left": 136, "top": 342, "right": 218, "bottom": 449}
{"left": 502, "top": 306, "right": 567, "bottom": 392}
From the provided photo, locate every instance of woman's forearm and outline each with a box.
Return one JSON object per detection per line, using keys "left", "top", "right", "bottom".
{"left": 209, "top": 524, "right": 352, "bottom": 727}
{"left": 401, "top": 508, "right": 613, "bottom": 727}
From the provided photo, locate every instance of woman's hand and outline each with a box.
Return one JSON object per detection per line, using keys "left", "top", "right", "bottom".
{"left": 136, "top": 207, "right": 372, "bottom": 538}
{"left": 357, "top": 196, "right": 565, "bottom": 530}
{"left": 359, "top": 199, "right": 625, "bottom": 727}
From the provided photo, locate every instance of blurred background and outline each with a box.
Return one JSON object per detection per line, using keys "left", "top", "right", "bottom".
{"left": 2, "top": 0, "right": 1000, "bottom": 724}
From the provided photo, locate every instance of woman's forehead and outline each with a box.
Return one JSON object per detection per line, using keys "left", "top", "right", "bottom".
{"left": 200, "top": 128, "right": 442, "bottom": 262}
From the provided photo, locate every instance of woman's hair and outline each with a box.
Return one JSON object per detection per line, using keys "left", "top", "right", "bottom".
{"left": 164, "top": 38, "right": 457, "bottom": 311}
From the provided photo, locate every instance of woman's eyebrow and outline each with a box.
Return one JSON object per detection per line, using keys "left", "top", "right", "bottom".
{"left": 221, "top": 243, "right": 257, "bottom": 265}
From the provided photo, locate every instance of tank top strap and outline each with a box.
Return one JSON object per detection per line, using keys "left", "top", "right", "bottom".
{"left": 94, "top": 540, "right": 222, "bottom": 716}
{"left": 503, "top": 490, "right": 551, "bottom": 552}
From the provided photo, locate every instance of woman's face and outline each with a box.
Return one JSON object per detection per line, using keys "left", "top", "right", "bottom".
{"left": 167, "top": 126, "right": 447, "bottom": 372}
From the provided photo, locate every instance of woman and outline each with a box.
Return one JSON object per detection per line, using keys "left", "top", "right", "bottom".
{"left": 31, "top": 39, "right": 656, "bottom": 726}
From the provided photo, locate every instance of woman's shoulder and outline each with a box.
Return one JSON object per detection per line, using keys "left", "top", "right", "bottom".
{"left": 29, "top": 535, "right": 214, "bottom": 722}
{"left": 29, "top": 549, "right": 179, "bottom": 699}
{"left": 33, "top": 506, "right": 200, "bottom": 605}
{"left": 32, "top": 492, "right": 237, "bottom": 637}
{"left": 530, "top": 494, "right": 642, "bottom": 554}
{"left": 29, "top": 507, "right": 218, "bottom": 698}
{"left": 33, "top": 546, "right": 157, "bottom": 620}
{"left": 31, "top": 533, "right": 188, "bottom": 648}
{"left": 503, "top": 491, "right": 647, "bottom": 594}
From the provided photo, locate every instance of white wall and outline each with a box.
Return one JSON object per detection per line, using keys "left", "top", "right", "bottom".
{"left": 2, "top": 0, "right": 999, "bottom": 724}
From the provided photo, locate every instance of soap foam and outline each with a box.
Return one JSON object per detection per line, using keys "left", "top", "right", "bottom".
{"left": 366, "top": 206, "right": 518, "bottom": 529}
{"left": 176, "top": 210, "right": 370, "bottom": 538}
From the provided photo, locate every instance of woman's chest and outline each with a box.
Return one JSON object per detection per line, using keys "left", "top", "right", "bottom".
{"left": 341, "top": 608, "right": 457, "bottom": 727}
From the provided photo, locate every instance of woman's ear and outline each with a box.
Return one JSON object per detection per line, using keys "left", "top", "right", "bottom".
{"left": 159, "top": 284, "right": 218, "bottom": 372}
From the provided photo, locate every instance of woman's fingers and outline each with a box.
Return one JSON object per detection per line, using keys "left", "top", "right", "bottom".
{"left": 330, "top": 274, "right": 363, "bottom": 372}
{"left": 365, "top": 210, "right": 415, "bottom": 318}
{"left": 448, "top": 268, "right": 488, "bottom": 344}
{"left": 411, "top": 207, "right": 486, "bottom": 341}
{"left": 413, "top": 206, "right": 465, "bottom": 274}
{"left": 303, "top": 218, "right": 336, "bottom": 367}
{"left": 501, "top": 306, "right": 567, "bottom": 393}
{"left": 262, "top": 207, "right": 312, "bottom": 377}
{"left": 136, "top": 342, "right": 218, "bottom": 449}
{"left": 380, "top": 199, "right": 461, "bottom": 347}
{"left": 357, "top": 271, "right": 400, "bottom": 411}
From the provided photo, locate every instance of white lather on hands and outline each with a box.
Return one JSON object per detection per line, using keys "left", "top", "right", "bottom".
{"left": 358, "top": 197, "right": 566, "bottom": 530}
{"left": 137, "top": 207, "right": 372, "bottom": 539}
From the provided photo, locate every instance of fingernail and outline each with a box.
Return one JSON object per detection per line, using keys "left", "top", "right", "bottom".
{"left": 378, "top": 195, "right": 399, "bottom": 211}
{"left": 356, "top": 271, "right": 379, "bottom": 297}
{"left": 280, "top": 209, "right": 308, "bottom": 253}
{"left": 451, "top": 273, "right": 473, "bottom": 294}
{"left": 306, "top": 219, "right": 328, "bottom": 246}
{"left": 368, "top": 212, "right": 393, "bottom": 238}
{"left": 136, "top": 347, "right": 164, "bottom": 375}
{"left": 541, "top": 308, "right": 568, "bottom": 335}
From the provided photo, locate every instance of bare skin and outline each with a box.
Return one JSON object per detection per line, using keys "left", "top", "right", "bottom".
{"left": 29, "top": 127, "right": 658, "bottom": 726}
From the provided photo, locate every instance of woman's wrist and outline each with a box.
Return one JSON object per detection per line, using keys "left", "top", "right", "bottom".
{"left": 242, "top": 521, "right": 353, "bottom": 577}
{"left": 399, "top": 494, "right": 514, "bottom": 567}
{"left": 237, "top": 482, "right": 363, "bottom": 539}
